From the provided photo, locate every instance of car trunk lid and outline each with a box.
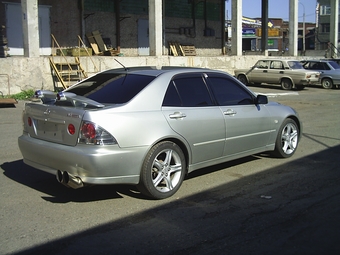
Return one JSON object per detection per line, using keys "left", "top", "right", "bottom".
{"left": 23, "top": 102, "right": 87, "bottom": 146}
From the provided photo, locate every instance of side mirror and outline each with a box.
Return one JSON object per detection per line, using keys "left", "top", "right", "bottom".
{"left": 256, "top": 94, "right": 268, "bottom": 105}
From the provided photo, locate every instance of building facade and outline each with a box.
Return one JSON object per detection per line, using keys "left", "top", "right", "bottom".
{"left": 0, "top": 0, "right": 225, "bottom": 56}
{"left": 316, "top": 0, "right": 340, "bottom": 51}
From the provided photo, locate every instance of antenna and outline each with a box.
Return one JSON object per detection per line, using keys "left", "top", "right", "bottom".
{"left": 114, "top": 58, "right": 128, "bottom": 71}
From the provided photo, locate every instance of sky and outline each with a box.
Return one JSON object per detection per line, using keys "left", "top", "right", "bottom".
{"left": 226, "top": 0, "right": 319, "bottom": 23}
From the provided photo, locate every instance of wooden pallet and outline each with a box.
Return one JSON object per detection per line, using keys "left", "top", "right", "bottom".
{"left": 169, "top": 41, "right": 180, "bottom": 56}
{"left": 181, "top": 45, "right": 196, "bottom": 56}
{"left": 169, "top": 42, "right": 196, "bottom": 56}
{"left": 0, "top": 98, "right": 18, "bottom": 104}
{"left": 86, "top": 30, "right": 120, "bottom": 56}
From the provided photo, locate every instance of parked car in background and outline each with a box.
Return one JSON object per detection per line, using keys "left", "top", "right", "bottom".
{"left": 301, "top": 59, "right": 340, "bottom": 89}
{"left": 323, "top": 58, "right": 340, "bottom": 66}
{"left": 234, "top": 59, "right": 320, "bottom": 90}
{"left": 18, "top": 66, "right": 301, "bottom": 199}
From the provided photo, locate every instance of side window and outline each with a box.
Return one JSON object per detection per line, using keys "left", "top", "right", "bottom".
{"left": 310, "top": 62, "right": 318, "bottom": 70}
{"left": 162, "top": 81, "right": 181, "bottom": 107}
{"left": 322, "top": 63, "right": 331, "bottom": 70}
{"left": 208, "top": 76, "right": 254, "bottom": 106}
{"left": 163, "top": 76, "right": 213, "bottom": 107}
{"left": 270, "top": 61, "right": 283, "bottom": 69}
{"left": 255, "top": 60, "right": 269, "bottom": 69}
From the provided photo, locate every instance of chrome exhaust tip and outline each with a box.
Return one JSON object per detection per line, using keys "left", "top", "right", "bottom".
{"left": 56, "top": 170, "right": 84, "bottom": 189}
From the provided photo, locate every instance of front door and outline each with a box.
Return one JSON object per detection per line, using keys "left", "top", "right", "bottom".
{"left": 206, "top": 74, "right": 274, "bottom": 156}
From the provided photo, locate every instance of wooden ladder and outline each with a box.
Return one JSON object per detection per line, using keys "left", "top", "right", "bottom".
{"left": 49, "top": 34, "right": 88, "bottom": 90}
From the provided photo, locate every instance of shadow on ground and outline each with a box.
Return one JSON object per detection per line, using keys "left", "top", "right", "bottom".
{"left": 3, "top": 145, "right": 340, "bottom": 255}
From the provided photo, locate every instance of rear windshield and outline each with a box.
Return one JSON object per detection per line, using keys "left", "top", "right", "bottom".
{"left": 67, "top": 73, "right": 156, "bottom": 104}
{"left": 329, "top": 61, "right": 340, "bottom": 69}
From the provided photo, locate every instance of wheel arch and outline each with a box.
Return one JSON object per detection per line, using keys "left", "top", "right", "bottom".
{"left": 286, "top": 115, "right": 302, "bottom": 138}
{"left": 237, "top": 73, "right": 249, "bottom": 83}
{"left": 279, "top": 76, "right": 295, "bottom": 87}
{"left": 153, "top": 137, "right": 191, "bottom": 174}
{"left": 163, "top": 137, "right": 190, "bottom": 174}
{"left": 321, "top": 76, "right": 333, "bottom": 82}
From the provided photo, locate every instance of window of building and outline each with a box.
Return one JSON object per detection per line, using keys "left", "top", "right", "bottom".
{"left": 320, "top": 23, "right": 330, "bottom": 33}
{"left": 319, "top": 5, "right": 331, "bottom": 15}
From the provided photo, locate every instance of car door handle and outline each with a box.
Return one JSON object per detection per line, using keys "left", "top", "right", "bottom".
{"left": 263, "top": 70, "right": 268, "bottom": 73}
{"left": 279, "top": 71, "right": 284, "bottom": 74}
{"left": 223, "top": 109, "right": 237, "bottom": 116}
{"left": 169, "top": 112, "right": 187, "bottom": 119}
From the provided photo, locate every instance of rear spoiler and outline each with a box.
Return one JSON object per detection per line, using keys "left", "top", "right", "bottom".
{"left": 33, "top": 90, "right": 104, "bottom": 108}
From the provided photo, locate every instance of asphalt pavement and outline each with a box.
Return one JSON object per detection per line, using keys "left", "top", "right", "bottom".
{"left": 1, "top": 84, "right": 340, "bottom": 255}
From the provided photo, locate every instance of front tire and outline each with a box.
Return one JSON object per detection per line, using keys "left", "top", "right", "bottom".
{"left": 321, "top": 78, "right": 333, "bottom": 89}
{"left": 272, "top": 119, "right": 299, "bottom": 158}
{"left": 138, "top": 141, "right": 186, "bottom": 199}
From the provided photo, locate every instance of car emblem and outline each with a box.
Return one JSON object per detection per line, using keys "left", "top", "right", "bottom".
{"left": 67, "top": 113, "right": 81, "bottom": 118}
{"left": 43, "top": 109, "right": 51, "bottom": 115}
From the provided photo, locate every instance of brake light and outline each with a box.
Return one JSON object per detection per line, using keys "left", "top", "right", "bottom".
{"left": 81, "top": 122, "right": 96, "bottom": 139}
{"left": 68, "top": 124, "right": 76, "bottom": 135}
{"left": 27, "top": 117, "right": 32, "bottom": 127}
{"left": 78, "top": 121, "right": 117, "bottom": 145}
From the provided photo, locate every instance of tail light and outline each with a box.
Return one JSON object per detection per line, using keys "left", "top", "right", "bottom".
{"left": 78, "top": 121, "right": 117, "bottom": 145}
{"left": 27, "top": 117, "right": 32, "bottom": 127}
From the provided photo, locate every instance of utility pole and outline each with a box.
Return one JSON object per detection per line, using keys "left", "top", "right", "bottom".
{"left": 299, "top": 1, "right": 306, "bottom": 55}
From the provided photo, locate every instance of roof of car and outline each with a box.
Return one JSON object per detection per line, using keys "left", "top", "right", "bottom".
{"left": 302, "top": 59, "right": 335, "bottom": 63}
{"left": 257, "top": 59, "right": 300, "bottom": 62}
{"left": 100, "top": 66, "right": 217, "bottom": 76}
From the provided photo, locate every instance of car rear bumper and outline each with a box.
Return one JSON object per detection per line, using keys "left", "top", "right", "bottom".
{"left": 18, "top": 134, "right": 148, "bottom": 185}
{"left": 299, "top": 79, "right": 319, "bottom": 85}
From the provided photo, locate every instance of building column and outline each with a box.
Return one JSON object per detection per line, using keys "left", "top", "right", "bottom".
{"left": 330, "top": 0, "right": 339, "bottom": 58}
{"left": 288, "top": 0, "right": 298, "bottom": 56}
{"left": 21, "top": 0, "right": 40, "bottom": 57}
{"left": 149, "top": 0, "right": 163, "bottom": 56}
{"left": 231, "top": 0, "right": 242, "bottom": 56}
{"left": 261, "top": 0, "right": 268, "bottom": 55}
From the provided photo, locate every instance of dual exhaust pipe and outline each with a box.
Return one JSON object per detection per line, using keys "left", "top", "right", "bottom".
{"left": 56, "top": 170, "right": 84, "bottom": 189}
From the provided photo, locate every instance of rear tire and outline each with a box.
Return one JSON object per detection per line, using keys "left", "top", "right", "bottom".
{"left": 237, "top": 74, "right": 248, "bottom": 85}
{"left": 321, "top": 78, "right": 333, "bottom": 89}
{"left": 272, "top": 119, "right": 299, "bottom": 158}
{"left": 137, "top": 141, "right": 186, "bottom": 199}
{"left": 281, "top": 79, "right": 293, "bottom": 90}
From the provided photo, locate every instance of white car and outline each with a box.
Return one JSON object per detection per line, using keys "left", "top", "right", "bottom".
{"left": 18, "top": 66, "right": 301, "bottom": 199}
{"left": 235, "top": 59, "right": 320, "bottom": 90}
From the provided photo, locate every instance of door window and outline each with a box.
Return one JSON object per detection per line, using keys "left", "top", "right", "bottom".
{"left": 255, "top": 60, "right": 269, "bottom": 69}
{"left": 207, "top": 76, "right": 254, "bottom": 106}
{"left": 163, "top": 75, "right": 214, "bottom": 107}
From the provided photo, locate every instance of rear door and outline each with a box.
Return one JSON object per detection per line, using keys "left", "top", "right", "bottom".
{"left": 162, "top": 73, "right": 226, "bottom": 164}
{"left": 267, "top": 60, "right": 285, "bottom": 84}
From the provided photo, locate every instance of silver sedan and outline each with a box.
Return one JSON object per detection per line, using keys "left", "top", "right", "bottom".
{"left": 301, "top": 60, "right": 340, "bottom": 89}
{"left": 18, "top": 67, "right": 301, "bottom": 199}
